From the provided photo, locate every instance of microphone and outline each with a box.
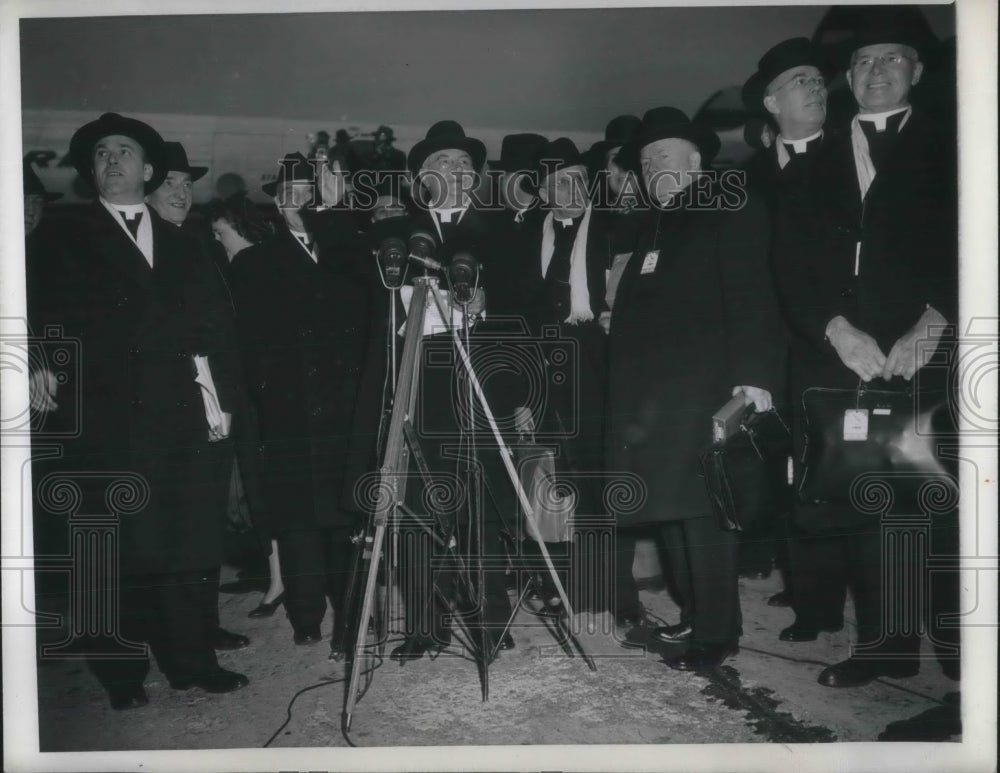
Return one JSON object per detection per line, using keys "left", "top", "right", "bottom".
{"left": 407, "top": 230, "right": 444, "bottom": 272}
{"left": 448, "top": 251, "right": 480, "bottom": 305}
{"left": 375, "top": 236, "right": 407, "bottom": 290}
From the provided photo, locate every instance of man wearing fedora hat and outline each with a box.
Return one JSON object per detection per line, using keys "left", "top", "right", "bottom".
{"left": 145, "top": 141, "right": 207, "bottom": 227}
{"left": 771, "top": 7, "right": 959, "bottom": 690}
{"left": 227, "top": 151, "right": 370, "bottom": 656}
{"left": 27, "top": 112, "right": 248, "bottom": 708}
{"left": 607, "top": 107, "right": 783, "bottom": 670}
{"left": 742, "top": 38, "right": 830, "bottom": 195}
{"left": 740, "top": 37, "right": 842, "bottom": 632}
{"left": 518, "top": 136, "right": 644, "bottom": 627}
{"left": 310, "top": 119, "right": 525, "bottom": 662}
{"left": 495, "top": 132, "right": 548, "bottom": 225}
{"left": 147, "top": 141, "right": 256, "bottom": 653}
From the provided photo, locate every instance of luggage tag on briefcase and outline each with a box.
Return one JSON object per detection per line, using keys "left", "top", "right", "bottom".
{"left": 639, "top": 250, "right": 659, "bottom": 275}
{"left": 843, "top": 408, "right": 869, "bottom": 441}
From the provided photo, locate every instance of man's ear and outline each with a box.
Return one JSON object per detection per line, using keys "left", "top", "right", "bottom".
{"left": 845, "top": 67, "right": 854, "bottom": 91}
{"left": 143, "top": 164, "right": 153, "bottom": 183}
{"left": 689, "top": 151, "right": 702, "bottom": 172}
{"left": 537, "top": 184, "right": 550, "bottom": 205}
{"left": 911, "top": 60, "right": 924, "bottom": 86}
{"left": 763, "top": 94, "right": 780, "bottom": 117}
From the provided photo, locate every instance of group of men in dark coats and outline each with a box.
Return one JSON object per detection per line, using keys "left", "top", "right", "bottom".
{"left": 25, "top": 5, "right": 958, "bottom": 713}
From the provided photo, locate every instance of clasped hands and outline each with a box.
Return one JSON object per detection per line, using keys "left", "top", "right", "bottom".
{"left": 824, "top": 307, "right": 947, "bottom": 382}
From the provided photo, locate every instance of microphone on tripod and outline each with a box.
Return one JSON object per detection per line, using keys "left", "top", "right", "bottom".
{"left": 408, "top": 230, "right": 444, "bottom": 272}
{"left": 375, "top": 236, "right": 408, "bottom": 290}
{"left": 449, "top": 251, "right": 481, "bottom": 305}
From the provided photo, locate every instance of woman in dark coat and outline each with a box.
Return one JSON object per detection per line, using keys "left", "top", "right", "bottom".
{"left": 207, "top": 193, "right": 285, "bottom": 617}
{"left": 607, "top": 108, "right": 784, "bottom": 670}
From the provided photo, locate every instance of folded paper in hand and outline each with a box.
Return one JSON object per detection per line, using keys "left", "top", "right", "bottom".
{"left": 398, "top": 285, "right": 472, "bottom": 337}
{"left": 193, "top": 355, "right": 230, "bottom": 441}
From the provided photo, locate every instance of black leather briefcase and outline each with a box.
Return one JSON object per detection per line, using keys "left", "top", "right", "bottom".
{"left": 701, "top": 407, "right": 793, "bottom": 532}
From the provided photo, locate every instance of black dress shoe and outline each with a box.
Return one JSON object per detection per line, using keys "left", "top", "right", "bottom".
{"left": 293, "top": 628, "right": 323, "bottom": 646}
{"left": 651, "top": 621, "right": 693, "bottom": 644}
{"left": 767, "top": 590, "right": 792, "bottom": 607}
{"left": 389, "top": 635, "right": 450, "bottom": 663}
{"left": 109, "top": 685, "right": 149, "bottom": 711}
{"left": 663, "top": 641, "right": 739, "bottom": 671}
{"left": 212, "top": 627, "right": 250, "bottom": 650}
{"left": 779, "top": 621, "right": 842, "bottom": 642}
{"left": 170, "top": 668, "right": 249, "bottom": 693}
{"left": 248, "top": 592, "right": 285, "bottom": 618}
{"left": 818, "top": 657, "right": 919, "bottom": 688}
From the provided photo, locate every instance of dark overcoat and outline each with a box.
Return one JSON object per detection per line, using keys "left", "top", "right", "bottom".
{"left": 772, "top": 110, "right": 957, "bottom": 395}
{"left": 606, "top": 189, "right": 784, "bottom": 527}
{"left": 27, "top": 204, "right": 239, "bottom": 575}
{"left": 226, "top": 226, "right": 370, "bottom": 532}
{"left": 770, "top": 110, "right": 958, "bottom": 531}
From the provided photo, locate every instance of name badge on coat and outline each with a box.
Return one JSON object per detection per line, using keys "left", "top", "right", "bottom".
{"left": 639, "top": 250, "right": 660, "bottom": 275}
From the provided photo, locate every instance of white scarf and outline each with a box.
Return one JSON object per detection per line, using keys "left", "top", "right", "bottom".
{"left": 850, "top": 106, "right": 911, "bottom": 200}
{"left": 540, "top": 206, "right": 594, "bottom": 325}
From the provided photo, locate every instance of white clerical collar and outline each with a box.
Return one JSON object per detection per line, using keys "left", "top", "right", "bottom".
{"left": 103, "top": 199, "right": 147, "bottom": 217}
{"left": 555, "top": 216, "right": 577, "bottom": 228}
{"left": 289, "top": 228, "right": 310, "bottom": 242}
{"left": 432, "top": 206, "right": 467, "bottom": 224}
{"left": 778, "top": 129, "right": 823, "bottom": 154}
{"left": 857, "top": 106, "right": 910, "bottom": 131}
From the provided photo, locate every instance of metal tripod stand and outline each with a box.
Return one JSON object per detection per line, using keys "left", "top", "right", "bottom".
{"left": 343, "top": 275, "right": 596, "bottom": 731}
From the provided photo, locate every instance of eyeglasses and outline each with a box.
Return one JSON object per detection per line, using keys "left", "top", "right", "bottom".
{"left": 852, "top": 53, "right": 913, "bottom": 70}
{"left": 772, "top": 74, "right": 826, "bottom": 93}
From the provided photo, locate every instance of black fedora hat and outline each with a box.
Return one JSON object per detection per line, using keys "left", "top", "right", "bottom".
{"left": 843, "top": 5, "right": 938, "bottom": 66}
{"left": 262, "top": 152, "right": 315, "bottom": 197}
{"left": 160, "top": 141, "right": 208, "bottom": 182}
{"left": 68, "top": 112, "right": 167, "bottom": 193}
{"left": 587, "top": 114, "right": 642, "bottom": 161}
{"left": 618, "top": 107, "right": 721, "bottom": 172}
{"left": 498, "top": 132, "right": 548, "bottom": 175}
{"left": 742, "top": 37, "right": 825, "bottom": 115}
{"left": 522, "top": 137, "right": 586, "bottom": 195}
{"left": 407, "top": 120, "right": 487, "bottom": 175}
{"left": 23, "top": 163, "right": 63, "bottom": 202}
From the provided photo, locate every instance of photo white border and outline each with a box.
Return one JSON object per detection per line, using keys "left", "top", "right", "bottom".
{"left": 2, "top": 1, "right": 996, "bottom": 771}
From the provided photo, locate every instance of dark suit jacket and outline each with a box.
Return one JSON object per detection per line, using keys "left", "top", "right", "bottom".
{"left": 227, "top": 226, "right": 370, "bottom": 532}
{"left": 772, "top": 109, "right": 958, "bottom": 394}
{"left": 606, "top": 189, "right": 784, "bottom": 527}
{"left": 27, "top": 203, "right": 239, "bottom": 575}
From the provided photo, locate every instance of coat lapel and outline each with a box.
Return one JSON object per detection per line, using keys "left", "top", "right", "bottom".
{"left": 89, "top": 202, "right": 153, "bottom": 291}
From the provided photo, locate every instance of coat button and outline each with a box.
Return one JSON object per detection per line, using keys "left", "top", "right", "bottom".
{"left": 176, "top": 400, "right": 188, "bottom": 408}
{"left": 308, "top": 367, "right": 318, "bottom": 376}
{"left": 128, "top": 347, "right": 139, "bottom": 356}
{"left": 311, "top": 407, "right": 322, "bottom": 417}
{"left": 840, "top": 288, "right": 854, "bottom": 298}
{"left": 131, "top": 398, "right": 142, "bottom": 407}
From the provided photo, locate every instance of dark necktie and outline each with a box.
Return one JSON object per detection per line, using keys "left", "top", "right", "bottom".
{"left": 120, "top": 210, "right": 143, "bottom": 240}
{"left": 859, "top": 111, "right": 907, "bottom": 172}
{"left": 543, "top": 217, "right": 580, "bottom": 320}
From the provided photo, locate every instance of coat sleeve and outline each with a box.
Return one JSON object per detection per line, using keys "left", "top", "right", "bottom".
{"left": 716, "top": 193, "right": 784, "bottom": 394}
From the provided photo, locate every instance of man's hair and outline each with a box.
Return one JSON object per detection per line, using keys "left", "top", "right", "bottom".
{"left": 207, "top": 192, "right": 276, "bottom": 245}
